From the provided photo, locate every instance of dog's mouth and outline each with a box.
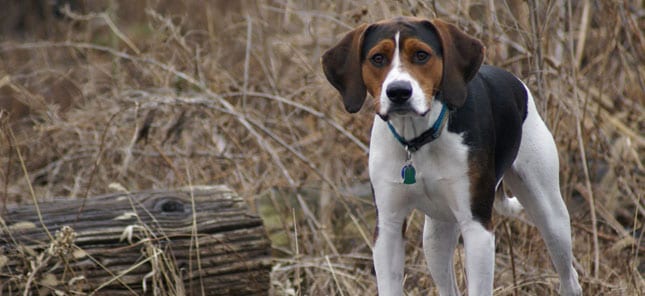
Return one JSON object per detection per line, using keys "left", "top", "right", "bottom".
{"left": 378, "top": 104, "right": 430, "bottom": 121}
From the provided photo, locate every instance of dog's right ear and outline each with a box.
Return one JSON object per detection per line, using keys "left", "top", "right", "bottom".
{"left": 321, "top": 24, "right": 369, "bottom": 113}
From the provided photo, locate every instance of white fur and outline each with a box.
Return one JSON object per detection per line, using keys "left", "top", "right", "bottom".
{"left": 503, "top": 83, "right": 582, "bottom": 295}
{"left": 493, "top": 191, "right": 524, "bottom": 218}
{"left": 370, "top": 114, "right": 471, "bottom": 295}
{"left": 369, "top": 52, "right": 582, "bottom": 295}
{"left": 423, "top": 217, "right": 459, "bottom": 295}
{"left": 378, "top": 32, "right": 430, "bottom": 117}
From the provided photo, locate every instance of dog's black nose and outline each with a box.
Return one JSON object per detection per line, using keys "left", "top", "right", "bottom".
{"left": 386, "top": 80, "right": 412, "bottom": 104}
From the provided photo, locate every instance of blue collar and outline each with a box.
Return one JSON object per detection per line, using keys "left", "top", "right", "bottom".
{"left": 386, "top": 104, "right": 449, "bottom": 152}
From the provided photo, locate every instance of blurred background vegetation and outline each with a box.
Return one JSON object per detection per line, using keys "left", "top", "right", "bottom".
{"left": 1, "top": 0, "right": 643, "bottom": 295}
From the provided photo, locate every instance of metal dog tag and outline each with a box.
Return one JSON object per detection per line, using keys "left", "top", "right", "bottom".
{"left": 401, "top": 163, "right": 416, "bottom": 184}
{"left": 401, "top": 150, "right": 416, "bottom": 184}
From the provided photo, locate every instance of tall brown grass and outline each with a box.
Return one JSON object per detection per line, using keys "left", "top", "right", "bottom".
{"left": 1, "top": 0, "right": 642, "bottom": 295}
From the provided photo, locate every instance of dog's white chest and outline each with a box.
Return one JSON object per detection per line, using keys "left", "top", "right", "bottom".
{"left": 369, "top": 118, "right": 471, "bottom": 222}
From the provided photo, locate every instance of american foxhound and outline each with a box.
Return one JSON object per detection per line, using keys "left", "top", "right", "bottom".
{"left": 321, "top": 17, "right": 582, "bottom": 296}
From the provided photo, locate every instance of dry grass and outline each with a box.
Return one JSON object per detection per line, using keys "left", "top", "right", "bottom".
{"left": 0, "top": 0, "right": 643, "bottom": 295}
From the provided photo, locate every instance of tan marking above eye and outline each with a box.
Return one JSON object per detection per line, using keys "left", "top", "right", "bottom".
{"left": 366, "top": 40, "right": 395, "bottom": 66}
{"left": 400, "top": 37, "right": 443, "bottom": 100}
{"left": 362, "top": 39, "right": 396, "bottom": 101}
{"left": 401, "top": 38, "right": 435, "bottom": 64}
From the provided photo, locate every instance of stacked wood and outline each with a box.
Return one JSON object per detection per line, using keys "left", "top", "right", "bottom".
{"left": 0, "top": 186, "right": 271, "bottom": 295}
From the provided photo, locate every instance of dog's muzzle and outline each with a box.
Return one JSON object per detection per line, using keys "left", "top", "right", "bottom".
{"left": 386, "top": 80, "right": 412, "bottom": 104}
{"left": 384, "top": 80, "right": 417, "bottom": 117}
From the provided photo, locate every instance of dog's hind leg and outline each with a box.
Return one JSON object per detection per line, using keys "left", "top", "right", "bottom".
{"left": 504, "top": 86, "right": 582, "bottom": 296}
{"left": 423, "top": 216, "right": 460, "bottom": 296}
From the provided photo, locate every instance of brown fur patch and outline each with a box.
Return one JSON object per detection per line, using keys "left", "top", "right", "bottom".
{"left": 361, "top": 39, "right": 395, "bottom": 110}
{"left": 400, "top": 37, "right": 444, "bottom": 104}
{"left": 467, "top": 155, "right": 496, "bottom": 230}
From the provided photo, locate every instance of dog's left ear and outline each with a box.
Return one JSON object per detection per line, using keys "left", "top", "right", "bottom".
{"left": 430, "top": 19, "right": 485, "bottom": 110}
{"left": 321, "top": 24, "right": 369, "bottom": 113}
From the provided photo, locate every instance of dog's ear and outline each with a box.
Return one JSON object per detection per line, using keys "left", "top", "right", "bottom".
{"left": 321, "top": 24, "right": 369, "bottom": 113}
{"left": 431, "top": 19, "right": 484, "bottom": 109}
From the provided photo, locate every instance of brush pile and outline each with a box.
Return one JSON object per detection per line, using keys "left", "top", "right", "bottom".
{"left": 1, "top": 1, "right": 642, "bottom": 295}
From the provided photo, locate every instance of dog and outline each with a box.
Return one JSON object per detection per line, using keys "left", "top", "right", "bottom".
{"left": 321, "top": 17, "right": 582, "bottom": 296}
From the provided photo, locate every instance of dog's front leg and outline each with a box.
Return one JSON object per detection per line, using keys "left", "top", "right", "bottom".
{"left": 459, "top": 219, "right": 495, "bottom": 296}
{"left": 373, "top": 206, "right": 408, "bottom": 296}
{"left": 423, "top": 216, "right": 460, "bottom": 296}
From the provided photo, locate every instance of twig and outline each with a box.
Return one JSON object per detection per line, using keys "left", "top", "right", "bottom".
{"left": 76, "top": 111, "right": 121, "bottom": 221}
{"left": 151, "top": 142, "right": 186, "bottom": 185}
{"left": 575, "top": 0, "right": 591, "bottom": 68}
{"left": 8, "top": 128, "right": 54, "bottom": 242}
{"left": 293, "top": 208, "right": 301, "bottom": 296}
{"left": 326, "top": 255, "right": 346, "bottom": 296}
{"left": 89, "top": 249, "right": 163, "bottom": 295}
{"left": 242, "top": 14, "right": 252, "bottom": 108}
{"left": 23, "top": 253, "right": 52, "bottom": 296}
{"left": 571, "top": 221, "right": 644, "bottom": 253}
{"left": 119, "top": 102, "right": 140, "bottom": 178}
{"left": 567, "top": 0, "right": 599, "bottom": 279}
{"left": 261, "top": 5, "right": 354, "bottom": 30}
{"left": 185, "top": 173, "right": 206, "bottom": 296}
{"left": 529, "top": 0, "right": 546, "bottom": 113}
{"left": 222, "top": 91, "right": 369, "bottom": 153}
{"left": 504, "top": 221, "right": 518, "bottom": 296}
{"left": 574, "top": 183, "right": 633, "bottom": 240}
{"left": 1, "top": 116, "right": 13, "bottom": 214}
{"left": 60, "top": 6, "right": 141, "bottom": 55}
{"left": 0, "top": 41, "right": 304, "bottom": 222}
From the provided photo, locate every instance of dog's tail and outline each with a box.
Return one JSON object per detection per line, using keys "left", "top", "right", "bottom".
{"left": 493, "top": 181, "right": 524, "bottom": 218}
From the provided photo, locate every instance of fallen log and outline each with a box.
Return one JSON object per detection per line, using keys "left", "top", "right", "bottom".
{"left": 0, "top": 185, "right": 271, "bottom": 295}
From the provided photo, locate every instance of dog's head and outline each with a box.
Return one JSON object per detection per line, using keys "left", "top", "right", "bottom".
{"left": 322, "top": 17, "right": 484, "bottom": 119}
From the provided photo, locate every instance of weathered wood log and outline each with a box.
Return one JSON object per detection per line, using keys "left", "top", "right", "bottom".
{"left": 0, "top": 185, "right": 271, "bottom": 295}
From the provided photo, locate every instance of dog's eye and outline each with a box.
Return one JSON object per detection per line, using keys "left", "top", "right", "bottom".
{"left": 370, "top": 54, "right": 387, "bottom": 67}
{"left": 413, "top": 51, "right": 430, "bottom": 63}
